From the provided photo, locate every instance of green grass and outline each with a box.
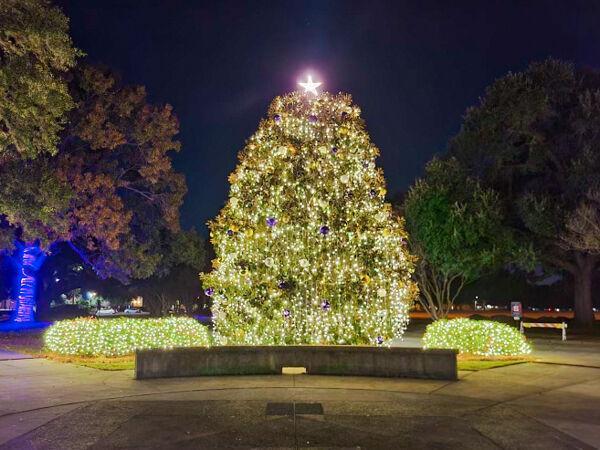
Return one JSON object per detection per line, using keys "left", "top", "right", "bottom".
{"left": 75, "top": 360, "right": 134, "bottom": 370}
{"left": 44, "top": 352, "right": 135, "bottom": 370}
{"left": 1, "top": 324, "right": 533, "bottom": 373}
{"left": 458, "top": 359, "right": 527, "bottom": 371}
{"left": 0, "top": 331, "right": 135, "bottom": 370}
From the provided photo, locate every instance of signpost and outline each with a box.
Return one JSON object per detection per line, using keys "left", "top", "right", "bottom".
{"left": 511, "top": 302, "right": 522, "bottom": 321}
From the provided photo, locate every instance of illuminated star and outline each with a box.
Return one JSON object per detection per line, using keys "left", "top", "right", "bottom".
{"left": 298, "top": 75, "right": 322, "bottom": 95}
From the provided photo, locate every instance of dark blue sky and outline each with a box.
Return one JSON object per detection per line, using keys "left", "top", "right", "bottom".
{"left": 55, "top": 0, "right": 600, "bottom": 233}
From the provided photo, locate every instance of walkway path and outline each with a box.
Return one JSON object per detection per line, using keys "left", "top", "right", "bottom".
{"left": 1, "top": 353, "right": 599, "bottom": 449}
{"left": 397, "top": 331, "right": 600, "bottom": 367}
{"left": 0, "top": 349, "right": 32, "bottom": 361}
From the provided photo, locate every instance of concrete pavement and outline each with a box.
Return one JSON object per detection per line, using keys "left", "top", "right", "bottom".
{"left": 0, "top": 354, "right": 599, "bottom": 449}
{"left": 397, "top": 330, "right": 600, "bottom": 368}
{"left": 0, "top": 350, "right": 32, "bottom": 361}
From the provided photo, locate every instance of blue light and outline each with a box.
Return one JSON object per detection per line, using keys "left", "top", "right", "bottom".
{"left": 0, "top": 321, "right": 50, "bottom": 332}
{"left": 12, "top": 243, "right": 46, "bottom": 323}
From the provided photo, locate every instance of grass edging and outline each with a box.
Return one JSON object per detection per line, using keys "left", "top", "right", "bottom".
{"left": 457, "top": 354, "right": 531, "bottom": 371}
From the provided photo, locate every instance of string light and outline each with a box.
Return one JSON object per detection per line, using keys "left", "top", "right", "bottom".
{"left": 201, "top": 90, "right": 418, "bottom": 346}
{"left": 422, "top": 318, "right": 531, "bottom": 356}
{"left": 13, "top": 244, "right": 46, "bottom": 323}
{"left": 44, "top": 317, "right": 211, "bottom": 357}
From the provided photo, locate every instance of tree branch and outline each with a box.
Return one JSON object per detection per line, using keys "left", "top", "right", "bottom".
{"left": 120, "top": 184, "right": 155, "bottom": 201}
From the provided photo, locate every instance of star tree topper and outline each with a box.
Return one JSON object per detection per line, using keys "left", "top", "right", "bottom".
{"left": 298, "top": 75, "right": 322, "bottom": 95}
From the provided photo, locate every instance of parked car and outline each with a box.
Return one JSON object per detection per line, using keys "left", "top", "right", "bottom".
{"left": 96, "top": 308, "right": 115, "bottom": 317}
{"left": 124, "top": 308, "right": 150, "bottom": 316}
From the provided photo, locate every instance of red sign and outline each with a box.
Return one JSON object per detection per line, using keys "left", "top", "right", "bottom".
{"left": 511, "top": 302, "right": 522, "bottom": 319}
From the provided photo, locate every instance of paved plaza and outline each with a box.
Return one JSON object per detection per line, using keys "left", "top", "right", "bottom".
{"left": 0, "top": 337, "right": 599, "bottom": 449}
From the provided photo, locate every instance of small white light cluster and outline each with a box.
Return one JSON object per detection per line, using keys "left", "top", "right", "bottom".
{"left": 44, "top": 317, "right": 211, "bottom": 357}
{"left": 422, "top": 318, "right": 531, "bottom": 356}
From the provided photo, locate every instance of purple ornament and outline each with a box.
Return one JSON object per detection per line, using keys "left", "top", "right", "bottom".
{"left": 274, "top": 114, "right": 281, "bottom": 124}
{"left": 204, "top": 287, "right": 214, "bottom": 297}
{"left": 341, "top": 111, "right": 348, "bottom": 119}
{"left": 376, "top": 336, "right": 384, "bottom": 345}
{"left": 266, "top": 217, "right": 278, "bottom": 228}
{"left": 278, "top": 280, "right": 289, "bottom": 290}
{"left": 321, "top": 300, "right": 331, "bottom": 311}
{"left": 319, "top": 225, "right": 330, "bottom": 235}
{"left": 331, "top": 146, "right": 338, "bottom": 154}
{"left": 369, "top": 189, "right": 377, "bottom": 198}
{"left": 226, "top": 229, "right": 234, "bottom": 236}
{"left": 283, "top": 309, "right": 291, "bottom": 318}
{"left": 308, "top": 115, "right": 317, "bottom": 124}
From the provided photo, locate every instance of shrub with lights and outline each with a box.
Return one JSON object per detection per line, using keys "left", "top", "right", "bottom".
{"left": 44, "top": 317, "right": 211, "bottom": 357}
{"left": 201, "top": 79, "right": 417, "bottom": 346}
{"left": 422, "top": 318, "right": 531, "bottom": 356}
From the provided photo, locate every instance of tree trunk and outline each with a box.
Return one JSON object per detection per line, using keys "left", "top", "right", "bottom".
{"left": 573, "top": 254, "right": 596, "bottom": 327}
{"left": 414, "top": 257, "right": 465, "bottom": 320}
{"left": 12, "top": 244, "right": 46, "bottom": 323}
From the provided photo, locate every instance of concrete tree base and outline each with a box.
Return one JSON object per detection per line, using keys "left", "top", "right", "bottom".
{"left": 135, "top": 345, "right": 457, "bottom": 380}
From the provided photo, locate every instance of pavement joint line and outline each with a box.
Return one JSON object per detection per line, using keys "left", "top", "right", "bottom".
{"left": 0, "top": 357, "right": 34, "bottom": 361}
{"left": 506, "top": 404, "right": 597, "bottom": 449}
{"left": 426, "top": 380, "right": 457, "bottom": 395}
{"left": 468, "top": 421, "right": 503, "bottom": 449}
{"left": 448, "top": 372, "right": 600, "bottom": 419}
{"left": 463, "top": 404, "right": 595, "bottom": 450}
{"left": 2, "top": 360, "right": 599, "bottom": 421}
{"left": 0, "top": 384, "right": 462, "bottom": 420}
{"left": 533, "top": 360, "right": 600, "bottom": 369}
{"left": 2, "top": 362, "right": 599, "bottom": 420}
{"left": 0, "top": 402, "right": 89, "bottom": 447}
{"left": 293, "top": 401, "right": 298, "bottom": 450}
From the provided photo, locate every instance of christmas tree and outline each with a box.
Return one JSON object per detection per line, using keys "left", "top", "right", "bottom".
{"left": 202, "top": 77, "right": 417, "bottom": 345}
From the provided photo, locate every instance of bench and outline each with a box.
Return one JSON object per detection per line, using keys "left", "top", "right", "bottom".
{"left": 135, "top": 345, "right": 458, "bottom": 380}
{"left": 520, "top": 321, "right": 567, "bottom": 341}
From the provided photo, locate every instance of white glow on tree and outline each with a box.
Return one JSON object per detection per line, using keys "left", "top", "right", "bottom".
{"left": 202, "top": 86, "right": 418, "bottom": 345}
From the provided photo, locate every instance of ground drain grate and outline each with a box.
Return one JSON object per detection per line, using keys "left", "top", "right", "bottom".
{"left": 295, "top": 402, "right": 323, "bottom": 415}
{"left": 265, "top": 402, "right": 324, "bottom": 416}
{"left": 266, "top": 403, "right": 294, "bottom": 415}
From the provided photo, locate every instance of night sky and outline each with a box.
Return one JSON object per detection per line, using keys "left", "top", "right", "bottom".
{"left": 55, "top": 0, "right": 600, "bottom": 234}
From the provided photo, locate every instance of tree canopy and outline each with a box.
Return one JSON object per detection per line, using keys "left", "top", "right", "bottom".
{"left": 131, "top": 229, "right": 208, "bottom": 316}
{"left": 0, "top": 65, "right": 186, "bottom": 283}
{"left": 449, "top": 59, "right": 600, "bottom": 325}
{"left": 403, "top": 158, "right": 526, "bottom": 318}
{"left": 0, "top": 0, "right": 79, "bottom": 160}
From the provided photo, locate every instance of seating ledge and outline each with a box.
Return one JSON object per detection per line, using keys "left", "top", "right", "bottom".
{"left": 135, "top": 345, "right": 457, "bottom": 381}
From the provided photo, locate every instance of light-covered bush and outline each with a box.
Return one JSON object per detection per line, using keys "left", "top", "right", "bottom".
{"left": 45, "top": 317, "right": 211, "bottom": 356}
{"left": 422, "top": 318, "right": 531, "bottom": 356}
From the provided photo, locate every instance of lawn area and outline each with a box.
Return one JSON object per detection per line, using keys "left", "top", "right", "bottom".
{"left": 0, "top": 329, "right": 136, "bottom": 370}
{"left": 46, "top": 353, "right": 135, "bottom": 370}
{"left": 0, "top": 328, "right": 45, "bottom": 356}
{"left": 1, "top": 327, "right": 532, "bottom": 372}
{"left": 457, "top": 354, "right": 531, "bottom": 371}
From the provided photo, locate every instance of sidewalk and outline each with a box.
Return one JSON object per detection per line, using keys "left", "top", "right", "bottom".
{"left": 0, "top": 355, "right": 599, "bottom": 448}
{"left": 396, "top": 330, "right": 600, "bottom": 368}
{"left": 0, "top": 349, "right": 32, "bottom": 361}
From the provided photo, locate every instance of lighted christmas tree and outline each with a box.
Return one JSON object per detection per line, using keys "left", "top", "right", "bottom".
{"left": 202, "top": 76, "right": 417, "bottom": 345}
